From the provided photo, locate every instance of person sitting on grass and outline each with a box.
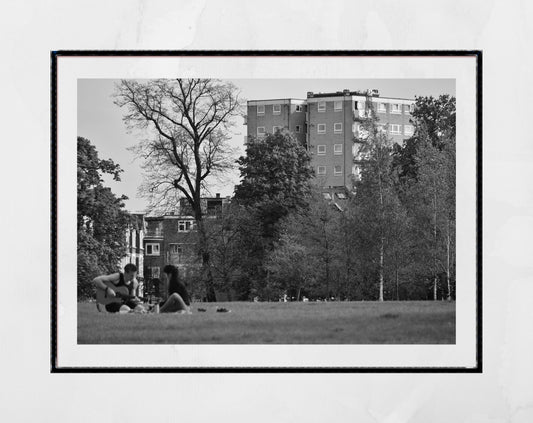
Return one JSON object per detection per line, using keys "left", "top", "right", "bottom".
{"left": 158, "top": 264, "right": 192, "bottom": 314}
{"left": 93, "top": 263, "right": 145, "bottom": 313}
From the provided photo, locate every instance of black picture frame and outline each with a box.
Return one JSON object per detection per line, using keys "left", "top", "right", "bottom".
{"left": 51, "top": 50, "right": 482, "bottom": 373}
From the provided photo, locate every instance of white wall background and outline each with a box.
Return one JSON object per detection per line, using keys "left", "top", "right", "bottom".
{"left": 1, "top": 0, "right": 532, "bottom": 421}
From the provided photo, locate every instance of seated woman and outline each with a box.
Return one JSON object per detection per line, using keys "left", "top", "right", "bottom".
{"left": 158, "top": 265, "right": 192, "bottom": 314}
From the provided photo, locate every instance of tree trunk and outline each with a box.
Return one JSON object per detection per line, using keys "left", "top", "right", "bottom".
{"left": 433, "top": 274, "right": 438, "bottom": 301}
{"left": 377, "top": 148, "right": 385, "bottom": 303}
{"left": 433, "top": 183, "right": 438, "bottom": 301}
{"left": 196, "top": 218, "right": 217, "bottom": 302}
{"left": 325, "top": 254, "right": 330, "bottom": 299}
{"left": 395, "top": 257, "right": 399, "bottom": 301}
{"left": 322, "top": 221, "right": 330, "bottom": 298}
{"left": 379, "top": 236, "right": 384, "bottom": 302}
{"left": 446, "top": 218, "right": 451, "bottom": 301}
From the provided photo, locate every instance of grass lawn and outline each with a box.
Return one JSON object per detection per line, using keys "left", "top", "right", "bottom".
{"left": 78, "top": 300, "right": 455, "bottom": 344}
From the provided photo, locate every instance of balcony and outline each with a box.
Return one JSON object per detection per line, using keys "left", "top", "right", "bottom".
{"left": 352, "top": 127, "right": 369, "bottom": 144}
{"left": 352, "top": 145, "right": 371, "bottom": 163}
{"left": 144, "top": 230, "right": 163, "bottom": 239}
{"left": 352, "top": 107, "right": 372, "bottom": 121}
{"left": 353, "top": 153, "right": 371, "bottom": 163}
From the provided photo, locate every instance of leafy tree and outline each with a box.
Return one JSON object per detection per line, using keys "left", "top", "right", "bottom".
{"left": 203, "top": 202, "right": 258, "bottom": 300}
{"left": 351, "top": 102, "right": 408, "bottom": 301}
{"left": 77, "top": 136, "right": 130, "bottom": 300}
{"left": 411, "top": 131, "right": 456, "bottom": 300}
{"left": 233, "top": 129, "right": 315, "bottom": 294}
{"left": 266, "top": 232, "right": 317, "bottom": 301}
{"left": 266, "top": 189, "right": 343, "bottom": 300}
{"left": 392, "top": 95, "right": 456, "bottom": 182}
{"left": 334, "top": 209, "right": 359, "bottom": 300}
{"left": 114, "top": 79, "right": 243, "bottom": 301}
{"left": 391, "top": 95, "right": 456, "bottom": 300}
{"left": 234, "top": 129, "right": 314, "bottom": 238}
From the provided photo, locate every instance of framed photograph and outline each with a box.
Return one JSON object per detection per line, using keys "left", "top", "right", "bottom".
{"left": 52, "top": 51, "right": 481, "bottom": 372}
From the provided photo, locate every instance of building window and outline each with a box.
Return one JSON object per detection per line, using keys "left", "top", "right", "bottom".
{"left": 318, "top": 101, "right": 326, "bottom": 112}
{"left": 404, "top": 124, "right": 414, "bottom": 136}
{"left": 390, "top": 124, "right": 401, "bottom": 134}
{"left": 390, "top": 103, "right": 401, "bottom": 114}
{"left": 409, "top": 103, "right": 415, "bottom": 113}
{"left": 169, "top": 244, "right": 183, "bottom": 254}
{"left": 377, "top": 103, "right": 386, "bottom": 113}
{"left": 273, "top": 126, "right": 281, "bottom": 133}
{"left": 257, "top": 127, "right": 265, "bottom": 136}
{"left": 146, "top": 243, "right": 160, "bottom": 256}
{"left": 404, "top": 104, "right": 412, "bottom": 113}
{"left": 334, "top": 101, "right": 343, "bottom": 111}
{"left": 317, "top": 145, "right": 326, "bottom": 155}
{"left": 334, "top": 123, "right": 343, "bottom": 133}
{"left": 178, "top": 220, "right": 194, "bottom": 232}
{"left": 334, "top": 144, "right": 343, "bottom": 155}
{"left": 257, "top": 105, "right": 265, "bottom": 115}
{"left": 295, "top": 125, "right": 301, "bottom": 133}
{"left": 317, "top": 124, "right": 326, "bottom": 134}
{"left": 273, "top": 104, "right": 281, "bottom": 115}
{"left": 295, "top": 104, "right": 302, "bottom": 112}
{"left": 317, "top": 166, "right": 326, "bottom": 175}
{"left": 147, "top": 222, "right": 163, "bottom": 237}
{"left": 377, "top": 124, "right": 386, "bottom": 133}
{"left": 149, "top": 266, "right": 160, "bottom": 279}
{"left": 334, "top": 165, "right": 342, "bottom": 175}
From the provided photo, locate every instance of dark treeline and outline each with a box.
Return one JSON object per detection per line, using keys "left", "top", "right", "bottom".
{"left": 77, "top": 136, "right": 131, "bottom": 299}
{"left": 77, "top": 86, "right": 455, "bottom": 303}
{"left": 205, "top": 95, "right": 456, "bottom": 302}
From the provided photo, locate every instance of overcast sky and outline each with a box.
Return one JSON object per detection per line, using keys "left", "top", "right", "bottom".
{"left": 78, "top": 78, "right": 455, "bottom": 212}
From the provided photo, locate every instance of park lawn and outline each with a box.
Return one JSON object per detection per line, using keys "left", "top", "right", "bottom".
{"left": 77, "top": 300, "right": 455, "bottom": 344}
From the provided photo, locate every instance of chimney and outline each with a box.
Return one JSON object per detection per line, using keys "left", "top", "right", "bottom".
{"left": 343, "top": 89, "right": 350, "bottom": 96}
{"left": 307, "top": 91, "right": 314, "bottom": 98}
{"left": 216, "top": 193, "right": 220, "bottom": 198}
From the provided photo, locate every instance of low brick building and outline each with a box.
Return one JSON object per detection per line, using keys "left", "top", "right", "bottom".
{"left": 143, "top": 195, "right": 230, "bottom": 300}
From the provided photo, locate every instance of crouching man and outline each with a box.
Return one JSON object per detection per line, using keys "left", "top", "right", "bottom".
{"left": 93, "top": 263, "right": 146, "bottom": 313}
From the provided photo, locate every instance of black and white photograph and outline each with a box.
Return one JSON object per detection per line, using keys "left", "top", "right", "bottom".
{"left": 77, "top": 77, "right": 458, "bottom": 344}
{"left": 53, "top": 53, "right": 479, "bottom": 370}
{"left": 5, "top": 1, "right": 533, "bottom": 421}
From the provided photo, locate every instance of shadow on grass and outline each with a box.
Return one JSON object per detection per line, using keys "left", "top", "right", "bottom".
{"left": 379, "top": 313, "right": 400, "bottom": 319}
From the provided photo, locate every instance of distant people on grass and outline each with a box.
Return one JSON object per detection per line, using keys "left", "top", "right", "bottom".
{"left": 93, "top": 263, "right": 146, "bottom": 313}
{"left": 158, "top": 265, "right": 192, "bottom": 314}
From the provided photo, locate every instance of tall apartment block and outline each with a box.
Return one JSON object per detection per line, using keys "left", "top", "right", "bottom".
{"left": 245, "top": 89, "right": 415, "bottom": 195}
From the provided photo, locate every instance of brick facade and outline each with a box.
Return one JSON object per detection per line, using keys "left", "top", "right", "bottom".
{"left": 246, "top": 90, "right": 415, "bottom": 193}
{"left": 142, "top": 196, "right": 230, "bottom": 299}
{"left": 246, "top": 99, "right": 307, "bottom": 146}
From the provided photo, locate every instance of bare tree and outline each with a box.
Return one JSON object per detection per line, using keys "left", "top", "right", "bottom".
{"left": 114, "top": 78, "right": 243, "bottom": 301}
